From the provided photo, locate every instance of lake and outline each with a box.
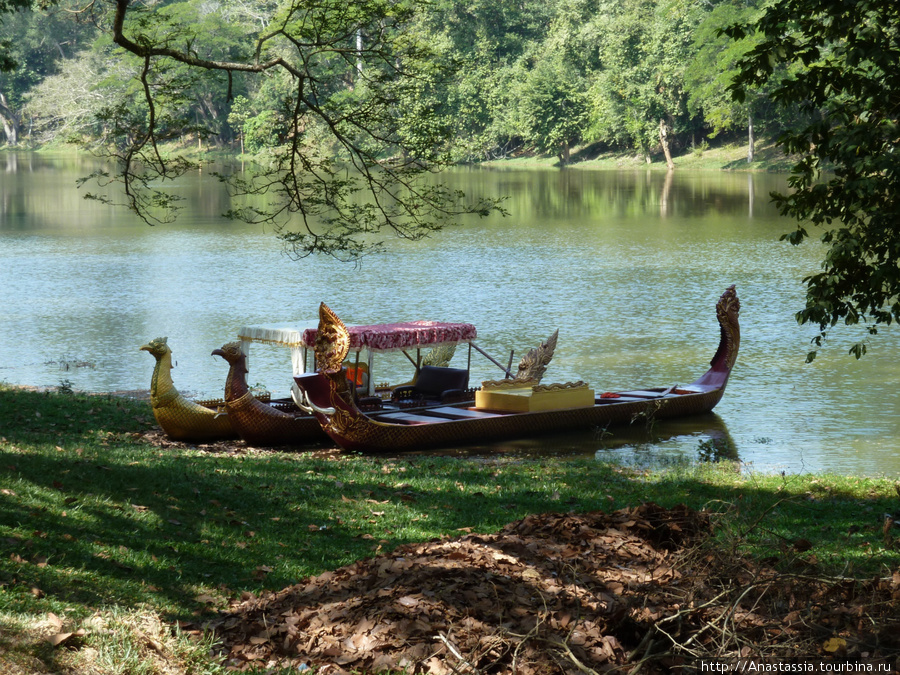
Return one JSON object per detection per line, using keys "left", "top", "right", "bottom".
{"left": 1, "top": 151, "right": 898, "bottom": 475}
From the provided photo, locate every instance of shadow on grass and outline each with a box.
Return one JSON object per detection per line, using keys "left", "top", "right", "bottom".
{"left": 0, "top": 387, "right": 898, "bottom": 626}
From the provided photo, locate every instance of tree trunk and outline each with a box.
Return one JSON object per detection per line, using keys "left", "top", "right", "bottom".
{"left": 747, "top": 113, "right": 755, "bottom": 163}
{"left": 558, "top": 141, "right": 571, "bottom": 167}
{"left": 659, "top": 119, "right": 675, "bottom": 171}
{"left": 0, "top": 92, "right": 20, "bottom": 146}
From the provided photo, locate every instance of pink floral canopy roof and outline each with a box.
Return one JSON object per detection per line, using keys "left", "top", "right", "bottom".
{"left": 301, "top": 320, "right": 477, "bottom": 353}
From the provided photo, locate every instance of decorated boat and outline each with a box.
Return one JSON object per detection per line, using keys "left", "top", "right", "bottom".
{"left": 292, "top": 286, "right": 741, "bottom": 453}
{"left": 140, "top": 337, "right": 238, "bottom": 442}
{"left": 144, "top": 318, "right": 554, "bottom": 446}
{"left": 212, "top": 341, "right": 326, "bottom": 446}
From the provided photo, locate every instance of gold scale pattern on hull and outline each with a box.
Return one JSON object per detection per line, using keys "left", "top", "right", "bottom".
{"left": 213, "top": 341, "right": 325, "bottom": 447}
{"left": 140, "top": 337, "right": 237, "bottom": 442}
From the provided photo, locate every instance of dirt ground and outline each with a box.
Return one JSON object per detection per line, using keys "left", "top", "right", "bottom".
{"left": 180, "top": 503, "right": 900, "bottom": 674}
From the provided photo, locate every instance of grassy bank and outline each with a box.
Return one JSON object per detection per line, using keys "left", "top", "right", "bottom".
{"left": 482, "top": 136, "right": 795, "bottom": 173}
{"left": 12, "top": 134, "right": 795, "bottom": 174}
{"left": 1, "top": 385, "right": 898, "bottom": 673}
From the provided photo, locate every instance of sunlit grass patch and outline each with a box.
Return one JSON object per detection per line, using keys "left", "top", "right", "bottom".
{"left": 0, "top": 602, "right": 223, "bottom": 675}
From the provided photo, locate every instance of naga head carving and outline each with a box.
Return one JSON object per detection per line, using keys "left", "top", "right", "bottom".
{"left": 717, "top": 285, "right": 740, "bottom": 321}
{"left": 315, "top": 303, "right": 351, "bottom": 375}
{"left": 516, "top": 328, "right": 559, "bottom": 383}
{"left": 714, "top": 285, "right": 741, "bottom": 371}
{"left": 140, "top": 336, "right": 171, "bottom": 360}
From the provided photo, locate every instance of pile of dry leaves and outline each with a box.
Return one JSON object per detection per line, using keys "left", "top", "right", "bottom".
{"left": 197, "top": 503, "right": 900, "bottom": 673}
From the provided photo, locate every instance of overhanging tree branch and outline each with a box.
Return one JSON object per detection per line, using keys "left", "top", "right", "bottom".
{"left": 726, "top": 0, "right": 900, "bottom": 359}
{"left": 84, "top": 0, "right": 503, "bottom": 258}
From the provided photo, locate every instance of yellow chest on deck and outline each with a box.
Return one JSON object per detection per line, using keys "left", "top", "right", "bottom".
{"left": 475, "top": 381, "right": 594, "bottom": 413}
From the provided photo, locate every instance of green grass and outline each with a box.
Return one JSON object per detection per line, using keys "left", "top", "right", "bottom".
{"left": 483, "top": 135, "right": 796, "bottom": 172}
{"left": 1, "top": 385, "right": 898, "bottom": 673}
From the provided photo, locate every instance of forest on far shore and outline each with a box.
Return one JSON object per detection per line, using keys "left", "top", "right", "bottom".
{"left": 0, "top": 0, "right": 788, "bottom": 166}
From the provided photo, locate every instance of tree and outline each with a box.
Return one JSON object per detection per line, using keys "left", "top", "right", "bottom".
{"left": 15, "top": 0, "right": 501, "bottom": 260}
{"left": 0, "top": 4, "right": 97, "bottom": 145}
{"left": 685, "top": 1, "right": 763, "bottom": 159}
{"left": 587, "top": 0, "right": 703, "bottom": 166}
{"left": 0, "top": 0, "right": 31, "bottom": 73}
{"left": 518, "top": 53, "right": 590, "bottom": 165}
{"left": 728, "top": 0, "right": 900, "bottom": 359}
{"left": 408, "top": 0, "right": 559, "bottom": 162}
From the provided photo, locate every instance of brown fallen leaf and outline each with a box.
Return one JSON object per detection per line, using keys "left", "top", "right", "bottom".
{"left": 204, "top": 503, "right": 900, "bottom": 674}
{"left": 47, "top": 629, "right": 85, "bottom": 647}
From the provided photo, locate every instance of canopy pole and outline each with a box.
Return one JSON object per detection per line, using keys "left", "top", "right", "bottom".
{"left": 506, "top": 350, "right": 515, "bottom": 380}
{"left": 401, "top": 350, "right": 418, "bottom": 369}
{"left": 471, "top": 342, "right": 513, "bottom": 378}
{"left": 367, "top": 350, "right": 375, "bottom": 396}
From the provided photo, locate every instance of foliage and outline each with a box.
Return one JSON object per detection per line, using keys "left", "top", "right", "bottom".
{"left": 587, "top": 0, "right": 703, "bottom": 158}
{"left": 685, "top": 1, "right": 760, "bottom": 137}
{"left": 38, "top": 0, "right": 502, "bottom": 259}
{"left": 0, "top": 0, "right": 35, "bottom": 73}
{"left": 1, "top": 0, "right": 787, "bottom": 170}
{"left": 728, "top": 0, "right": 900, "bottom": 359}
{"left": 518, "top": 53, "right": 590, "bottom": 164}
{"left": 0, "top": 4, "right": 98, "bottom": 145}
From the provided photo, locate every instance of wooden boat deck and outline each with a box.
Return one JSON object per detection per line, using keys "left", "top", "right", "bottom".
{"left": 369, "top": 391, "right": 690, "bottom": 425}
{"left": 375, "top": 406, "right": 509, "bottom": 425}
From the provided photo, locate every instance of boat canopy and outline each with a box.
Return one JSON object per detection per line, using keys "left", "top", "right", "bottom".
{"left": 301, "top": 321, "right": 477, "bottom": 353}
{"left": 237, "top": 320, "right": 477, "bottom": 377}
{"left": 237, "top": 323, "right": 316, "bottom": 376}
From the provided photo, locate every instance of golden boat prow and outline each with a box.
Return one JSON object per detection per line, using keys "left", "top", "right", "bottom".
{"left": 140, "top": 336, "right": 238, "bottom": 442}
{"left": 294, "top": 285, "right": 741, "bottom": 454}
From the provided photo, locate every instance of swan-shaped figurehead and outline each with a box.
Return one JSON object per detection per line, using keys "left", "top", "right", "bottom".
{"left": 140, "top": 337, "right": 236, "bottom": 442}
{"left": 212, "top": 341, "right": 320, "bottom": 446}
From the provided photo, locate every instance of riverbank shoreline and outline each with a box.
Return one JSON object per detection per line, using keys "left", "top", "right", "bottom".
{"left": 478, "top": 136, "right": 794, "bottom": 172}
{"left": 5, "top": 133, "right": 794, "bottom": 174}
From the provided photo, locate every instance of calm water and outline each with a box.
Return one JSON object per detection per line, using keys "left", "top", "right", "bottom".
{"left": 2, "top": 152, "right": 899, "bottom": 475}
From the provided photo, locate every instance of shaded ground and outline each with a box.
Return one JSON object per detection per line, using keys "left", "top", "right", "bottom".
{"left": 192, "top": 504, "right": 900, "bottom": 674}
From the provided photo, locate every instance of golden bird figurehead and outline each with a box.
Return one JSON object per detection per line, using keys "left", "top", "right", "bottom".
{"left": 140, "top": 336, "right": 170, "bottom": 360}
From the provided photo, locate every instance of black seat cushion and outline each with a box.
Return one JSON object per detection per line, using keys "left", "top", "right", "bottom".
{"left": 411, "top": 366, "right": 469, "bottom": 397}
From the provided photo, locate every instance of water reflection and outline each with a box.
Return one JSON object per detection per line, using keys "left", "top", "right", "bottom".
{"left": 383, "top": 413, "right": 740, "bottom": 475}
{"left": 449, "top": 166, "right": 763, "bottom": 223}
